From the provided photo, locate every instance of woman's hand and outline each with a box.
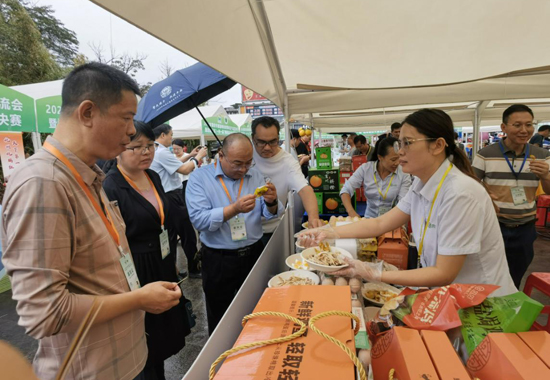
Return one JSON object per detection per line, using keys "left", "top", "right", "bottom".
{"left": 295, "top": 224, "right": 340, "bottom": 247}
{"left": 331, "top": 257, "right": 383, "bottom": 282}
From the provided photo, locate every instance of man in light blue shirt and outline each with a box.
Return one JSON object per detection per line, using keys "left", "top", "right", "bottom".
{"left": 186, "top": 133, "right": 282, "bottom": 333}
{"left": 151, "top": 124, "right": 207, "bottom": 278}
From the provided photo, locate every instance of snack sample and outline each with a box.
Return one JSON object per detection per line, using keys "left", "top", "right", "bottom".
{"left": 254, "top": 185, "right": 268, "bottom": 197}
{"left": 274, "top": 275, "right": 314, "bottom": 287}
{"left": 309, "top": 242, "right": 346, "bottom": 266}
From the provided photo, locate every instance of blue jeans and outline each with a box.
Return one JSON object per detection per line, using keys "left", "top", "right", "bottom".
{"left": 500, "top": 222, "right": 537, "bottom": 289}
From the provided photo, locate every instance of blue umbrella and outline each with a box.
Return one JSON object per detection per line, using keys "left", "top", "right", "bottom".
{"left": 136, "top": 62, "right": 236, "bottom": 145}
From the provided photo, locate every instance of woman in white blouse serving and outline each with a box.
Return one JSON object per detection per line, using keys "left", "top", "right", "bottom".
{"left": 340, "top": 136, "right": 411, "bottom": 218}
{"left": 299, "top": 109, "right": 516, "bottom": 296}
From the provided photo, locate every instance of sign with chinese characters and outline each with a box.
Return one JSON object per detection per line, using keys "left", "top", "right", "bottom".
{"left": 0, "top": 131, "right": 26, "bottom": 179}
{"left": 241, "top": 86, "right": 268, "bottom": 103}
{"left": 201, "top": 115, "right": 238, "bottom": 137}
{"left": 0, "top": 85, "right": 36, "bottom": 132}
{"left": 245, "top": 104, "right": 283, "bottom": 118}
{"left": 238, "top": 121, "right": 252, "bottom": 135}
{"left": 36, "top": 95, "right": 62, "bottom": 133}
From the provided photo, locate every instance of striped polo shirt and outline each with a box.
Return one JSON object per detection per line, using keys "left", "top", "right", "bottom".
{"left": 472, "top": 140, "right": 550, "bottom": 224}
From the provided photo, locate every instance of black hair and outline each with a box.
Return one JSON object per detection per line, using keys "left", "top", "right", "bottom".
{"left": 61, "top": 62, "right": 140, "bottom": 115}
{"left": 403, "top": 109, "right": 478, "bottom": 183}
{"left": 172, "top": 138, "right": 185, "bottom": 148}
{"left": 538, "top": 124, "right": 550, "bottom": 132}
{"left": 348, "top": 132, "right": 357, "bottom": 138}
{"left": 291, "top": 129, "right": 301, "bottom": 139}
{"left": 251, "top": 116, "right": 280, "bottom": 136}
{"left": 371, "top": 136, "right": 398, "bottom": 162}
{"left": 153, "top": 124, "right": 172, "bottom": 139}
{"left": 502, "top": 104, "right": 534, "bottom": 124}
{"left": 354, "top": 135, "right": 367, "bottom": 145}
{"left": 132, "top": 120, "right": 155, "bottom": 142}
{"left": 454, "top": 131, "right": 459, "bottom": 140}
{"left": 390, "top": 122, "right": 401, "bottom": 131}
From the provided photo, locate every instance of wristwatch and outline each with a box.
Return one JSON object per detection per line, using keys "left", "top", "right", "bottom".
{"left": 265, "top": 198, "right": 278, "bottom": 207}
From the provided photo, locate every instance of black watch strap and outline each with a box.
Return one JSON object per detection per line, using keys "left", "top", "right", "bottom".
{"left": 265, "top": 198, "right": 278, "bottom": 207}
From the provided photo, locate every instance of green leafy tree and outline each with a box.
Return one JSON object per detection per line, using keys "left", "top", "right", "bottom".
{"left": 0, "top": 0, "right": 62, "bottom": 86}
{"left": 23, "top": 1, "right": 79, "bottom": 67}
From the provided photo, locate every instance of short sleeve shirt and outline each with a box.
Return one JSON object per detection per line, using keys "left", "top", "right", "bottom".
{"left": 150, "top": 143, "right": 184, "bottom": 192}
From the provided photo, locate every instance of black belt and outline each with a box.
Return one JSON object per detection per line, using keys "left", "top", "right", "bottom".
{"left": 203, "top": 240, "right": 263, "bottom": 257}
{"left": 499, "top": 220, "right": 535, "bottom": 229}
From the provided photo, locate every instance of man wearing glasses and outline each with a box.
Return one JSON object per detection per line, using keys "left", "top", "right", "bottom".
{"left": 186, "top": 133, "right": 282, "bottom": 333}
{"left": 473, "top": 104, "right": 550, "bottom": 288}
{"left": 151, "top": 124, "right": 207, "bottom": 278}
{"left": 251, "top": 116, "right": 325, "bottom": 243}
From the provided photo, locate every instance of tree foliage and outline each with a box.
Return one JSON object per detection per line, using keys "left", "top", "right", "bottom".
{"left": 0, "top": 0, "right": 62, "bottom": 86}
{"left": 22, "top": 1, "right": 79, "bottom": 67}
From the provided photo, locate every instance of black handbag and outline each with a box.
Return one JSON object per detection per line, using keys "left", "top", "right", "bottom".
{"left": 183, "top": 298, "right": 196, "bottom": 329}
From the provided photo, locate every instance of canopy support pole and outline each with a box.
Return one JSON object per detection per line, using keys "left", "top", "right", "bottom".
{"left": 472, "top": 100, "right": 489, "bottom": 160}
{"left": 195, "top": 106, "right": 223, "bottom": 146}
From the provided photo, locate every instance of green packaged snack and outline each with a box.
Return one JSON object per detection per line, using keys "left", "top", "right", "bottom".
{"left": 459, "top": 292, "right": 543, "bottom": 354}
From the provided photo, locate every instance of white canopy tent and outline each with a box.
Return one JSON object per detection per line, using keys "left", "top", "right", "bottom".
{"left": 11, "top": 80, "right": 63, "bottom": 99}
{"left": 229, "top": 113, "right": 253, "bottom": 134}
{"left": 170, "top": 105, "right": 235, "bottom": 141}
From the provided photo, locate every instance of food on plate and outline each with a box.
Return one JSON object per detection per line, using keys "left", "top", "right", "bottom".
{"left": 335, "top": 277, "right": 348, "bottom": 286}
{"left": 254, "top": 185, "right": 269, "bottom": 197}
{"left": 291, "top": 259, "right": 310, "bottom": 270}
{"left": 349, "top": 278, "right": 362, "bottom": 293}
{"left": 363, "top": 288, "right": 399, "bottom": 304}
{"left": 302, "top": 219, "right": 328, "bottom": 229}
{"left": 309, "top": 243, "right": 346, "bottom": 266}
{"left": 275, "top": 275, "right": 314, "bottom": 287}
{"left": 329, "top": 215, "right": 362, "bottom": 226}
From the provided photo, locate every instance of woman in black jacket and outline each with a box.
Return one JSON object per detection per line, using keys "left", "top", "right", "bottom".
{"left": 103, "top": 121, "right": 190, "bottom": 380}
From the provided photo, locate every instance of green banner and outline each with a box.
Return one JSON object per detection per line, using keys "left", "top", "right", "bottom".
{"left": 0, "top": 85, "right": 36, "bottom": 132}
{"left": 239, "top": 121, "right": 252, "bottom": 135}
{"left": 201, "top": 115, "right": 238, "bottom": 137}
{"left": 36, "top": 95, "right": 62, "bottom": 133}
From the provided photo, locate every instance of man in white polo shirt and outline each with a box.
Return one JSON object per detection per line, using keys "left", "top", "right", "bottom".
{"left": 251, "top": 116, "right": 324, "bottom": 243}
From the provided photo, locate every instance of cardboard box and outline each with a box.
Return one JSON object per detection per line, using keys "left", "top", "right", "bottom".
{"left": 377, "top": 228, "right": 409, "bottom": 270}
{"left": 421, "top": 330, "right": 471, "bottom": 380}
{"left": 339, "top": 170, "right": 352, "bottom": 189}
{"left": 315, "top": 192, "right": 323, "bottom": 214}
{"left": 323, "top": 192, "right": 347, "bottom": 214}
{"left": 517, "top": 331, "right": 550, "bottom": 369}
{"left": 372, "top": 326, "right": 439, "bottom": 380}
{"left": 309, "top": 169, "right": 339, "bottom": 193}
{"left": 213, "top": 286, "right": 356, "bottom": 380}
{"left": 352, "top": 155, "right": 367, "bottom": 171}
{"left": 467, "top": 333, "right": 550, "bottom": 379}
{"left": 315, "top": 147, "right": 332, "bottom": 169}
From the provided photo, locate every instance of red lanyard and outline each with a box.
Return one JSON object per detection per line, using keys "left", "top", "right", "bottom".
{"left": 117, "top": 165, "right": 165, "bottom": 226}
{"left": 215, "top": 162, "right": 243, "bottom": 202}
{"left": 43, "top": 142, "right": 121, "bottom": 247}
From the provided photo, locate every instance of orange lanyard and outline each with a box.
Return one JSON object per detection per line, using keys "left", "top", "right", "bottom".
{"left": 43, "top": 142, "right": 121, "bottom": 247}
{"left": 117, "top": 165, "right": 165, "bottom": 226}
{"left": 215, "top": 162, "right": 244, "bottom": 203}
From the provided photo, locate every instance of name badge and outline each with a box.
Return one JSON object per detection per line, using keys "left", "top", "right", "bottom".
{"left": 160, "top": 226, "right": 170, "bottom": 260}
{"left": 378, "top": 205, "right": 392, "bottom": 216}
{"left": 229, "top": 216, "right": 247, "bottom": 241}
{"left": 511, "top": 186, "right": 528, "bottom": 206}
{"left": 120, "top": 252, "right": 141, "bottom": 291}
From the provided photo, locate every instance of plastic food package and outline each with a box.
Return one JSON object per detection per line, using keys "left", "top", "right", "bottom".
{"left": 459, "top": 291, "right": 544, "bottom": 354}
{"left": 390, "top": 284, "right": 499, "bottom": 331}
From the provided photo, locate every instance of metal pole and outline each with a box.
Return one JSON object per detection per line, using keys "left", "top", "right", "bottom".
{"left": 472, "top": 101, "right": 489, "bottom": 160}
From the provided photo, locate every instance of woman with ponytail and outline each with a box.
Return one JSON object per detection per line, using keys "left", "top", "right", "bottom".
{"left": 297, "top": 109, "right": 517, "bottom": 296}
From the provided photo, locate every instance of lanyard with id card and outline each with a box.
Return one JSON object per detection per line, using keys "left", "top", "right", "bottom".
{"left": 44, "top": 142, "right": 141, "bottom": 291}
{"left": 217, "top": 172, "right": 247, "bottom": 241}
{"left": 118, "top": 166, "right": 170, "bottom": 259}
{"left": 374, "top": 169, "right": 395, "bottom": 216}
{"left": 499, "top": 141, "right": 529, "bottom": 206}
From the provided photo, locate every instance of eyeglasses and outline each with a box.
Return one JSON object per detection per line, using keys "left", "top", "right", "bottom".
{"left": 507, "top": 122, "right": 537, "bottom": 129}
{"left": 226, "top": 159, "right": 255, "bottom": 170}
{"left": 253, "top": 138, "right": 279, "bottom": 148}
{"left": 393, "top": 138, "right": 437, "bottom": 152}
{"left": 126, "top": 144, "right": 155, "bottom": 155}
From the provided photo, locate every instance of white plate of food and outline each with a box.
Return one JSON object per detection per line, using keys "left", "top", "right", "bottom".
{"left": 300, "top": 243, "right": 352, "bottom": 273}
{"left": 361, "top": 283, "right": 401, "bottom": 306}
{"left": 286, "top": 253, "right": 313, "bottom": 271}
{"left": 295, "top": 241, "right": 305, "bottom": 253}
{"left": 268, "top": 270, "right": 320, "bottom": 288}
{"left": 301, "top": 220, "right": 329, "bottom": 229}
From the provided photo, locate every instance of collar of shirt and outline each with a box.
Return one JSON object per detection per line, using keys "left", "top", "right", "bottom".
{"left": 413, "top": 158, "right": 452, "bottom": 202}
{"left": 501, "top": 138, "right": 527, "bottom": 156}
{"left": 45, "top": 136, "right": 104, "bottom": 186}
{"left": 214, "top": 160, "right": 253, "bottom": 179}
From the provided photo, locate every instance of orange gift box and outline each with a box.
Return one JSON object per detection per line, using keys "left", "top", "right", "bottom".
{"left": 377, "top": 228, "right": 408, "bottom": 270}
{"left": 213, "top": 286, "right": 356, "bottom": 380}
{"left": 420, "top": 330, "right": 471, "bottom": 380}
{"left": 372, "top": 326, "right": 439, "bottom": 380}
{"left": 467, "top": 333, "right": 550, "bottom": 379}
{"left": 517, "top": 331, "right": 550, "bottom": 369}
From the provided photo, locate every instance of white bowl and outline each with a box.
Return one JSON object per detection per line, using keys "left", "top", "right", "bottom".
{"left": 300, "top": 246, "right": 352, "bottom": 273}
{"left": 301, "top": 220, "right": 329, "bottom": 229}
{"left": 286, "top": 253, "right": 313, "bottom": 271}
{"left": 268, "top": 270, "right": 320, "bottom": 288}
{"left": 361, "top": 282, "right": 401, "bottom": 306}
